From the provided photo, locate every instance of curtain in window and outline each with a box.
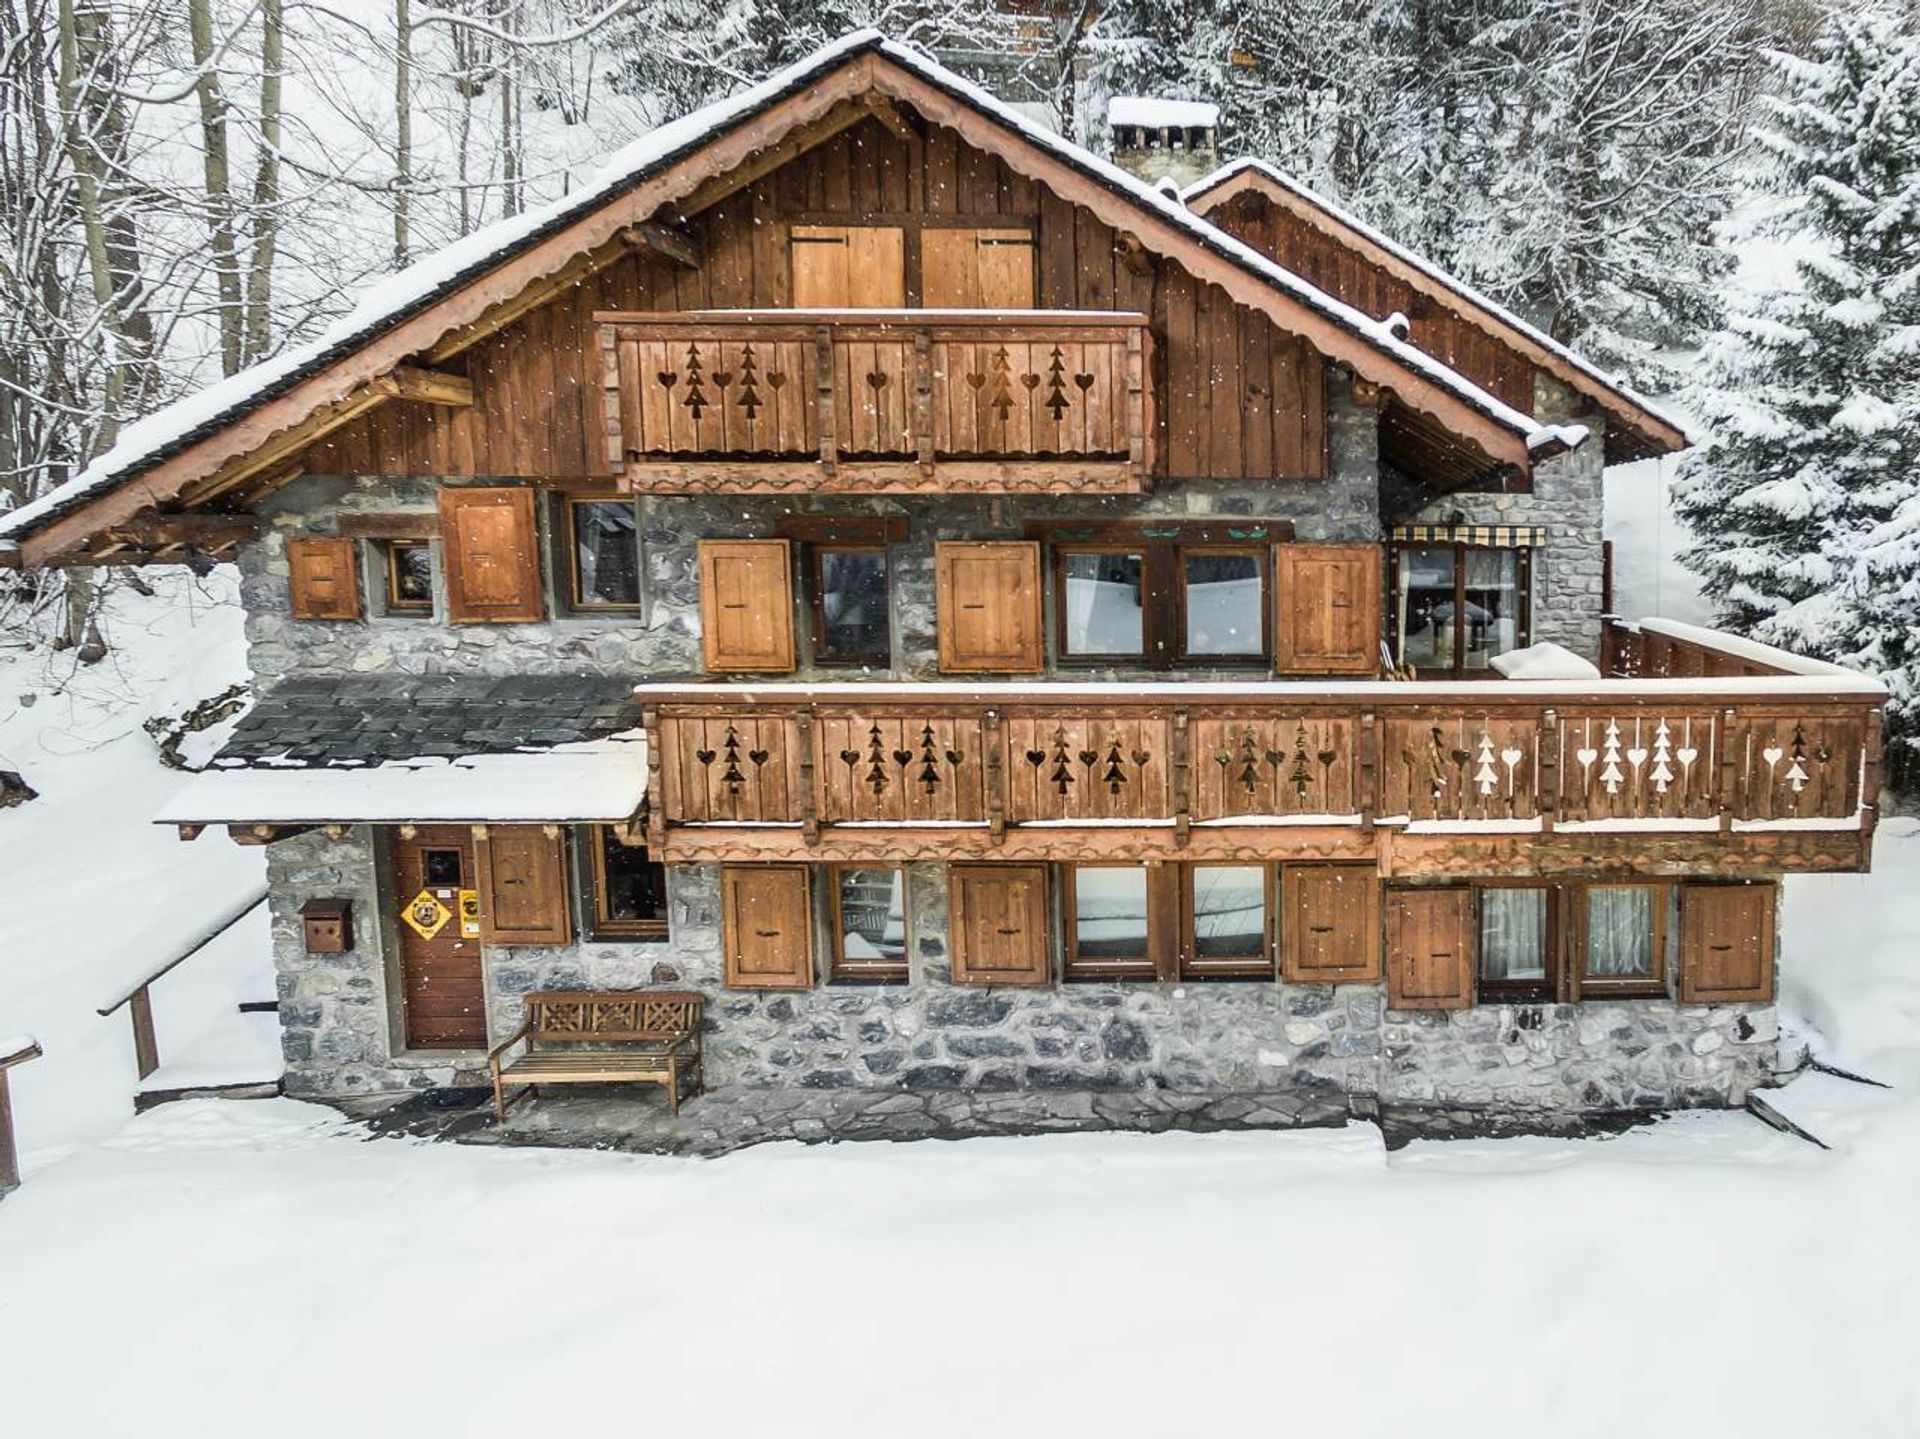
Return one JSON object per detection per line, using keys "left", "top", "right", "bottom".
{"left": 1461, "top": 547, "right": 1519, "bottom": 669}
{"left": 1480, "top": 888, "right": 1547, "bottom": 980}
{"left": 1587, "top": 887, "right": 1655, "bottom": 977}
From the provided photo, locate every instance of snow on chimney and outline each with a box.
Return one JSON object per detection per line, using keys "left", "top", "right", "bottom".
{"left": 1107, "top": 96, "right": 1220, "bottom": 189}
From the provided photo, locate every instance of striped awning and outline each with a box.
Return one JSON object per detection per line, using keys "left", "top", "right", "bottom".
{"left": 1390, "top": 524, "right": 1549, "bottom": 548}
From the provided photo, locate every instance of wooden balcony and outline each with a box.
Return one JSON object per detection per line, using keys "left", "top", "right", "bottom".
{"left": 594, "top": 309, "right": 1152, "bottom": 494}
{"left": 634, "top": 632, "right": 1885, "bottom": 876}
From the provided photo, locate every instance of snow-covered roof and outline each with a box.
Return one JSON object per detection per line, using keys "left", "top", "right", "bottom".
{"left": 1181, "top": 156, "right": 1688, "bottom": 449}
{"left": 1109, "top": 96, "right": 1220, "bottom": 131}
{"left": 154, "top": 733, "right": 648, "bottom": 825}
{"left": 1, "top": 31, "right": 1577, "bottom": 548}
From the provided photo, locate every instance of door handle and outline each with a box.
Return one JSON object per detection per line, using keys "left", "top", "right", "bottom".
{"left": 996, "top": 927, "right": 1021, "bottom": 936}
{"left": 1309, "top": 925, "right": 1334, "bottom": 934}
{"left": 755, "top": 929, "right": 782, "bottom": 938}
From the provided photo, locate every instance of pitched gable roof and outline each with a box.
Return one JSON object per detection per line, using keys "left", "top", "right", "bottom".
{"left": 1182, "top": 157, "right": 1688, "bottom": 463}
{"left": 2, "top": 32, "right": 1590, "bottom": 565}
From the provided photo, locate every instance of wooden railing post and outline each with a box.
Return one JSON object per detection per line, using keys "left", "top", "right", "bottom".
{"left": 912, "top": 329, "right": 935, "bottom": 474}
{"left": 644, "top": 707, "right": 667, "bottom": 851}
{"left": 0, "top": 1067, "right": 16, "bottom": 1193}
{"left": 1125, "top": 327, "right": 1148, "bottom": 483}
{"left": 1172, "top": 711, "right": 1191, "bottom": 846}
{"left": 984, "top": 707, "right": 1006, "bottom": 844}
{"left": 796, "top": 710, "right": 820, "bottom": 844}
{"left": 129, "top": 986, "right": 159, "bottom": 1081}
{"left": 1718, "top": 707, "right": 1738, "bottom": 831}
{"left": 597, "top": 324, "right": 625, "bottom": 474}
{"left": 815, "top": 326, "right": 838, "bottom": 473}
{"left": 1358, "top": 711, "right": 1378, "bottom": 832}
{"left": 1539, "top": 707, "right": 1559, "bottom": 833}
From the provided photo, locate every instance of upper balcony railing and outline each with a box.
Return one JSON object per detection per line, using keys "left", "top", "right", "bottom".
{"left": 631, "top": 620, "right": 1886, "bottom": 873}
{"left": 595, "top": 309, "right": 1152, "bottom": 494}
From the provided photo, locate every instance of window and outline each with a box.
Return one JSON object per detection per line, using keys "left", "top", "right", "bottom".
{"left": 1053, "top": 540, "right": 1268, "bottom": 668}
{"left": 1581, "top": 884, "right": 1672, "bottom": 996}
{"left": 585, "top": 826, "right": 667, "bottom": 939}
{"left": 1477, "top": 885, "right": 1552, "bottom": 1003}
{"left": 1184, "top": 865, "right": 1272, "bottom": 979}
{"left": 829, "top": 866, "right": 908, "bottom": 982}
{"left": 809, "top": 546, "right": 891, "bottom": 667}
{"left": 1063, "top": 865, "right": 1153, "bottom": 980}
{"left": 381, "top": 540, "right": 434, "bottom": 615}
{"left": 567, "top": 499, "right": 641, "bottom": 610}
{"left": 1390, "top": 543, "right": 1529, "bottom": 676}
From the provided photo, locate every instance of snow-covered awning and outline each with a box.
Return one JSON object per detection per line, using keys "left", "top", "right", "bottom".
{"left": 153, "top": 732, "right": 647, "bottom": 826}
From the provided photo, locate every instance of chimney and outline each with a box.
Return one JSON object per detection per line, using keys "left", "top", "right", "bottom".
{"left": 1106, "top": 96, "right": 1220, "bottom": 189}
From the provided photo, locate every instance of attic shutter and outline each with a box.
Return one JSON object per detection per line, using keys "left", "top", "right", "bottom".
{"left": 921, "top": 228, "right": 1037, "bottom": 308}
{"left": 722, "top": 865, "right": 814, "bottom": 989}
{"left": 935, "top": 541, "right": 1043, "bottom": 673}
{"left": 474, "top": 825, "right": 571, "bottom": 946}
{"left": 287, "top": 537, "right": 361, "bottom": 621}
{"left": 1281, "top": 865, "right": 1381, "bottom": 983}
{"left": 1678, "top": 882, "right": 1775, "bottom": 1003}
{"left": 1274, "top": 543, "right": 1382, "bottom": 674}
{"left": 790, "top": 226, "right": 906, "bottom": 307}
{"left": 950, "top": 865, "right": 1050, "bottom": 986}
{"left": 1385, "top": 887, "right": 1474, "bottom": 1010}
{"left": 440, "top": 487, "right": 543, "bottom": 623}
{"left": 698, "top": 539, "right": 795, "bottom": 672}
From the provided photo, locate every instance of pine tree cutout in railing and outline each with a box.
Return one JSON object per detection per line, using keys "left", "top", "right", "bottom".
{"left": 737, "top": 343, "right": 763, "bottom": 421}
{"left": 864, "top": 723, "right": 890, "bottom": 797}
{"left": 719, "top": 724, "right": 745, "bottom": 795}
{"left": 917, "top": 724, "right": 942, "bottom": 796}
{"left": 682, "top": 343, "right": 709, "bottom": 421}
{"left": 1103, "top": 738, "right": 1128, "bottom": 795}
{"left": 1048, "top": 727, "right": 1075, "bottom": 796}
{"left": 1044, "top": 346, "right": 1070, "bottom": 422}
{"left": 1290, "top": 723, "right": 1316, "bottom": 801}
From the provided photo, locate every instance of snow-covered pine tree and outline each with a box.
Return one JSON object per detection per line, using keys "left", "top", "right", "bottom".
{"left": 1673, "top": 4, "right": 1920, "bottom": 767}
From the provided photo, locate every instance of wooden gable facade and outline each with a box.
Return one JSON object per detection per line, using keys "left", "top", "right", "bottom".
{"left": 302, "top": 116, "right": 1327, "bottom": 487}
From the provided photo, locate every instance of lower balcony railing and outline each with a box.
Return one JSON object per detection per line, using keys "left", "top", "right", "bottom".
{"left": 634, "top": 624, "right": 1885, "bottom": 872}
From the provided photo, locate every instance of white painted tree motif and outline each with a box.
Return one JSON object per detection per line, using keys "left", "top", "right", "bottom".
{"left": 1650, "top": 719, "right": 1675, "bottom": 793}
{"left": 1473, "top": 732, "right": 1498, "bottom": 796}
{"left": 1600, "top": 719, "right": 1626, "bottom": 795}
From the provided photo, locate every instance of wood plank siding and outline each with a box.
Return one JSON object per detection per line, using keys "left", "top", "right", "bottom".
{"left": 304, "top": 118, "right": 1328, "bottom": 484}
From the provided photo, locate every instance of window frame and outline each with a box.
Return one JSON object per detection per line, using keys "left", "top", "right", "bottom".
{"left": 379, "top": 538, "right": 435, "bottom": 617}
{"left": 826, "top": 863, "right": 911, "bottom": 983}
{"left": 1051, "top": 539, "right": 1271, "bottom": 670}
{"left": 1180, "top": 863, "right": 1275, "bottom": 981}
{"left": 581, "top": 825, "right": 668, "bottom": 941}
{"left": 1574, "top": 881, "right": 1673, "bottom": 999}
{"left": 1473, "top": 879, "right": 1558, "bottom": 1005}
{"left": 806, "top": 542, "right": 893, "bottom": 669}
{"left": 1388, "top": 541, "right": 1532, "bottom": 678}
{"left": 1061, "top": 863, "right": 1158, "bottom": 982}
{"left": 563, "top": 497, "right": 643, "bottom": 614}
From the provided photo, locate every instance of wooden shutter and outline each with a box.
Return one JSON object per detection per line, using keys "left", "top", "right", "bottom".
{"left": 790, "top": 225, "right": 906, "bottom": 307}
{"left": 722, "top": 865, "right": 814, "bottom": 989}
{"left": 474, "top": 825, "right": 571, "bottom": 946}
{"left": 950, "top": 865, "right": 1050, "bottom": 986}
{"left": 1282, "top": 865, "right": 1381, "bottom": 983}
{"left": 287, "top": 537, "right": 361, "bottom": 621}
{"left": 439, "top": 487, "right": 543, "bottom": 623}
{"left": 698, "top": 539, "right": 795, "bottom": 672}
{"left": 935, "top": 541, "right": 1043, "bottom": 673}
{"left": 922, "top": 228, "right": 1037, "bottom": 308}
{"left": 1274, "top": 543, "right": 1382, "bottom": 674}
{"left": 1678, "top": 883, "right": 1775, "bottom": 1003}
{"left": 1385, "top": 887, "right": 1474, "bottom": 1010}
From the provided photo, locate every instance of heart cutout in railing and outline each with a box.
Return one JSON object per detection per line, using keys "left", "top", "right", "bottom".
{"left": 891, "top": 749, "right": 913, "bottom": 767}
{"left": 1078, "top": 749, "right": 1098, "bottom": 767}
{"left": 839, "top": 749, "right": 861, "bottom": 766}
{"left": 695, "top": 748, "right": 716, "bottom": 765}
{"left": 1020, "top": 373, "right": 1041, "bottom": 390}
{"left": 747, "top": 749, "right": 769, "bottom": 765}
{"left": 966, "top": 373, "right": 987, "bottom": 390}
{"left": 656, "top": 372, "right": 678, "bottom": 389}
{"left": 1024, "top": 749, "right": 1047, "bottom": 766}
{"left": 767, "top": 371, "right": 788, "bottom": 388}
{"left": 711, "top": 371, "right": 732, "bottom": 388}
{"left": 866, "top": 371, "right": 890, "bottom": 390}
{"left": 1074, "top": 373, "right": 1095, "bottom": 391}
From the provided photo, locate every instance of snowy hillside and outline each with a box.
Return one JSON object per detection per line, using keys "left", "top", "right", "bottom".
{"left": 0, "top": 570, "right": 273, "bottom": 1158}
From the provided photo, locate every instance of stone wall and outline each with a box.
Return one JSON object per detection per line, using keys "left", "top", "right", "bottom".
{"left": 1382, "top": 373, "right": 1607, "bottom": 659}
{"left": 266, "top": 831, "right": 1778, "bottom": 1110}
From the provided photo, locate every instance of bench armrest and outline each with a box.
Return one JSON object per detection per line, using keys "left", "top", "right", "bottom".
{"left": 488, "top": 1019, "right": 534, "bottom": 1075}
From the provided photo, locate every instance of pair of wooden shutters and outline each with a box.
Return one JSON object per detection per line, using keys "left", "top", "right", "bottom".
{"left": 1384, "top": 883, "right": 1776, "bottom": 1010}
{"left": 789, "top": 226, "right": 1034, "bottom": 309}
{"left": 287, "top": 487, "right": 542, "bottom": 623}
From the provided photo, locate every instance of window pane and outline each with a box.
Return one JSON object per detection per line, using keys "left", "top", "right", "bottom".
{"left": 816, "top": 549, "right": 890, "bottom": 664}
{"left": 1184, "top": 553, "right": 1264, "bottom": 656}
{"left": 1192, "top": 866, "right": 1266, "bottom": 959}
{"left": 599, "top": 829, "right": 666, "bottom": 924}
{"left": 1062, "top": 552, "right": 1144, "bottom": 655}
{"left": 1461, "top": 548, "right": 1522, "bottom": 670}
{"left": 837, "top": 868, "right": 906, "bottom": 966}
{"left": 573, "top": 501, "right": 640, "bottom": 606}
{"left": 388, "top": 542, "right": 432, "bottom": 607}
{"left": 1480, "top": 888, "right": 1548, "bottom": 982}
{"left": 1072, "top": 867, "right": 1148, "bottom": 959}
{"left": 1587, "top": 887, "right": 1655, "bottom": 979}
{"left": 1395, "top": 546, "right": 1455, "bottom": 671}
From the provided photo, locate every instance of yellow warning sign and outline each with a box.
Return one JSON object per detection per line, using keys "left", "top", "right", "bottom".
{"left": 402, "top": 889, "right": 453, "bottom": 940}
{"left": 458, "top": 889, "right": 481, "bottom": 938}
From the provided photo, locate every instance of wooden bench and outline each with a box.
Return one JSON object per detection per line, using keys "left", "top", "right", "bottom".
{"left": 488, "top": 991, "right": 704, "bottom": 1122}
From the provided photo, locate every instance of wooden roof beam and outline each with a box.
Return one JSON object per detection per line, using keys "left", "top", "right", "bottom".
{"left": 618, "top": 221, "right": 701, "bottom": 269}
{"left": 858, "top": 91, "right": 922, "bottom": 143}
{"left": 371, "top": 365, "right": 473, "bottom": 407}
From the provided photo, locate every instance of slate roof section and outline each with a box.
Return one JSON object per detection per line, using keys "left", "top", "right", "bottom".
{"left": 211, "top": 674, "right": 643, "bottom": 767}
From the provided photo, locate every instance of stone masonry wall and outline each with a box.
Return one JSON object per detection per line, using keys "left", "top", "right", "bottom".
{"left": 268, "top": 831, "right": 1778, "bottom": 1111}
{"left": 1382, "top": 373, "right": 1607, "bottom": 660}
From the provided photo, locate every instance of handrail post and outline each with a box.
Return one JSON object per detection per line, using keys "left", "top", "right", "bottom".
{"left": 1539, "top": 707, "right": 1559, "bottom": 833}
{"left": 815, "top": 325, "right": 837, "bottom": 473}
{"left": 130, "top": 986, "right": 159, "bottom": 1081}
{"left": 796, "top": 709, "right": 820, "bottom": 843}
{"left": 1172, "top": 711, "right": 1191, "bottom": 846}
{"left": 984, "top": 707, "right": 1006, "bottom": 844}
{"left": 912, "top": 329, "right": 935, "bottom": 474}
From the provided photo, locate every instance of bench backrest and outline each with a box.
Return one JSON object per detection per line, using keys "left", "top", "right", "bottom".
{"left": 525, "top": 990, "right": 704, "bottom": 1044}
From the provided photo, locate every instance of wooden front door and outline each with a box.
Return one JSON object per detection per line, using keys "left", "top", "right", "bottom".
{"left": 393, "top": 826, "right": 487, "bottom": 1048}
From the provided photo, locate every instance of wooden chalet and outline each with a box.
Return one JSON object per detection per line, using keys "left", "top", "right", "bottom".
{"left": 0, "top": 32, "right": 1885, "bottom": 1113}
